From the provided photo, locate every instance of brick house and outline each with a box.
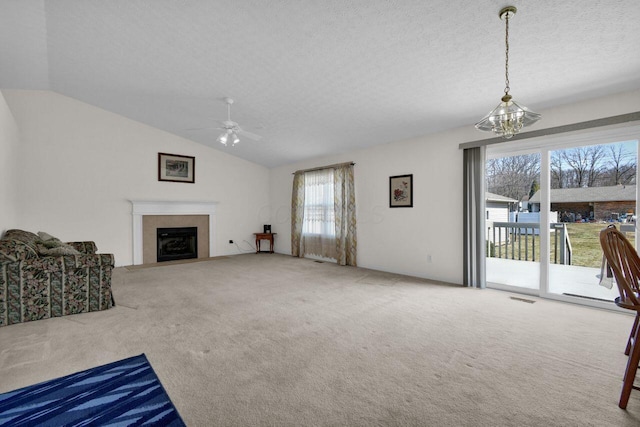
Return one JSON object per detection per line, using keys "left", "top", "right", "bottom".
{"left": 529, "top": 185, "right": 636, "bottom": 221}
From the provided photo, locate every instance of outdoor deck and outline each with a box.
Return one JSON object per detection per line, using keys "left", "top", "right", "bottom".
{"left": 486, "top": 257, "right": 618, "bottom": 302}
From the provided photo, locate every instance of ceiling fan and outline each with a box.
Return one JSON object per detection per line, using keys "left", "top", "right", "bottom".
{"left": 214, "top": 97, "right": 262, "bottom": 146}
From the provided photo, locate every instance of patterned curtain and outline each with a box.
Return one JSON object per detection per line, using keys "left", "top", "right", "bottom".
{"left": 334, "top": 164, "right": 357, "bottom": 266}
{"left": 290, "top": 163, "right": 357, "bottom": 266}
{"left": 291, "top": 172, "right": 305, "bottom": 257}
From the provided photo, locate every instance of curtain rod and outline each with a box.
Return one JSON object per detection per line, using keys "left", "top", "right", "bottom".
{"left": 458, "top": 111, "right": 640, "bottom": 150}
{"left": 292, "top": 162, "right": 355, "bottom": 175}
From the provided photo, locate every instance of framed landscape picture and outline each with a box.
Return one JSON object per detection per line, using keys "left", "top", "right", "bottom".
{"left": 158, "top": 152, "right": 195, "bottom": 183}
{"left": 389, "top": 174, "right": 413, "bottom": 208}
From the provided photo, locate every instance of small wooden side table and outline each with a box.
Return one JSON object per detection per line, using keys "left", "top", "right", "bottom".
{"left": 254, "top": 233, "right": 277, "bottom": 253}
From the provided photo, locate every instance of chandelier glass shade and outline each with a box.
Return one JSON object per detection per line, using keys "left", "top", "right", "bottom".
{"left": 475, "top": 94, "right": 541, "bottom": 139}
{"left": 475, "top": 6, "right": 540, "bottom": 139}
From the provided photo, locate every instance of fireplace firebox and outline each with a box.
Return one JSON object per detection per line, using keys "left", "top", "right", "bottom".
{"left": 157, "top": 227, "right": 198, "bottom": 262}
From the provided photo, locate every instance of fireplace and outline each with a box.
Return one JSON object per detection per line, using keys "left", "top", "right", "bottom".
{"left": 157, "top": 227, "right": 198, "bottom": 262}
{"left": 130, "top": 200, "right": 217, "bottom": 265}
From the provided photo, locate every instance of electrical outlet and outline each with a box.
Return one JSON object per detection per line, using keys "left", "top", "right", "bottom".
{"left": 229, "top": 240, "right": 234, "bottom": 244}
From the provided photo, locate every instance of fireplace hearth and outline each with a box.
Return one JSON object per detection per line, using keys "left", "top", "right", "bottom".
{"left": 157, "top": 227, "right": 198, "bottom": 262}
{"left": 131, "top": 200, "right": 217, "bottom": 265}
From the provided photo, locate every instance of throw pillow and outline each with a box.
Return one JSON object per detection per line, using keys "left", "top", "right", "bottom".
{"left": 35, "top": 232, "right": 80, "bottom": 256}
{"left": 36, "top": 244, "right": 81, "bottom": 256}
{"left": 3, "top": 229, "right": 40, "bottom": 246}
{"left": 37, "top": 231, "right": 59, "bottom": 242}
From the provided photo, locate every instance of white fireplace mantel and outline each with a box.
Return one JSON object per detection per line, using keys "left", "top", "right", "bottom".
{"left": 130, "top": 200, "right": 218, "bottom": 265}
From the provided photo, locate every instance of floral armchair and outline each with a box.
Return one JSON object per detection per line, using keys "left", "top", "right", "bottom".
{"left": 0, "top": 229, "right": 115, "bottom": 327}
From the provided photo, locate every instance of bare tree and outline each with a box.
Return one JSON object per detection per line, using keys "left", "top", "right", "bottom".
{"left": 486, "top": 154, "right": 540, "bottom": 201}
{"left": 492, "top": 143, "right": 636, "bottom": 202}
{"left": 552, "top": 143, "right": 636, "bottom": 188}
{"left": 605, "top": 144, "right": 636, "bottom": 185}
{"left": 551, "top": 151, "right": 565, "bottom": 189}
{"left": 560, "top": 146, "right": 606, "bottom": 187}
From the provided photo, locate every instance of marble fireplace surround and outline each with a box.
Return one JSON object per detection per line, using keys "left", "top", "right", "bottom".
{"left": 130, "top": 200, "right": 218, "bottom": 265}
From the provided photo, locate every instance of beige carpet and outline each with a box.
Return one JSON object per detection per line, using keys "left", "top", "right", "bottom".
{"left": 1, "top": 254, "right": 640, "bottom": 426}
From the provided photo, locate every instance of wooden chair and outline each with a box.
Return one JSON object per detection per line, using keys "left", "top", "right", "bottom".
{"left": 600, "top": 225, "right": 640, "bottom": 409}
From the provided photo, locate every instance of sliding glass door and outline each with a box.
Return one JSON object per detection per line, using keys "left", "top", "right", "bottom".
{"left": 546, "top": 140, "right": 638, "bottom": 303}
{"left": 485, "top": 153, "right": 540, "bottom": 293}
{"left": 485, "top": 125, "right": 640, "bottom": 309}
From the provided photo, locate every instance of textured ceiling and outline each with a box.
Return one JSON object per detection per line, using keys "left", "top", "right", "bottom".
{"left": 1, "top": 0, "right": 640, "bottom": 168}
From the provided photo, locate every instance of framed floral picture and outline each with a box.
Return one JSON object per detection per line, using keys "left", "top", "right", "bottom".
{"left": 158, "top": 152, "right": 195, "bottom": 183}
{"left": 389, "top": 174, "right": 413, "bottom": 208}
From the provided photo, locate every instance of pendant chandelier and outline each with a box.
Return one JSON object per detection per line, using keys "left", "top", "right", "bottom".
{"left": 475, "top": 6, "right": 541, "bottom": 139}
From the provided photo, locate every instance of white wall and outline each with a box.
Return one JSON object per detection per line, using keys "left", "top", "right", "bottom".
{"left": 269, "top": 126, "right": 473, "bottom": 284}
{"left": 269, "top": 89, "right": 640, "bottom": 285}
{"left": 0, "top": 91, "right": 20, "bottom": 232}
{"left": 3, "top": 90, "right": 270, "bottom": 266}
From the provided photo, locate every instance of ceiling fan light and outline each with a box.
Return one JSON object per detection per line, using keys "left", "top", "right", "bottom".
{"left": 212, "top": 97, "right": 261, "bottom": 146}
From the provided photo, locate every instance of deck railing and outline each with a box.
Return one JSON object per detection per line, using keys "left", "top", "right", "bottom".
{"left": 487, "top": 222, "right": 572, "bottom": 265}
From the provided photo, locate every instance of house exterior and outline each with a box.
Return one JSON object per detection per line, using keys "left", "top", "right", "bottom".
{"left": 529, "top": 185, "right": 636, "bottom": 221}
{"left": 486, "top": 192, "right": 518, "bottom": 223}
{"left": 485, "top": 192, "right": 517, "bottom": 245}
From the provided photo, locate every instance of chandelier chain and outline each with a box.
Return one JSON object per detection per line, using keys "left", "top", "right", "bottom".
{"left": 475, "top": 5, "right": 541, "bottom": 138}
{"left": 504, "top": 12, "right": 511, "bottom": 96}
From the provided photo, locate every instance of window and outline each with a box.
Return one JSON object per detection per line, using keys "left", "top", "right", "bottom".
{"left": 302, "top": 169, "right": 335, "bottom": 237}
{"left": 291, "top": 163, "right": 357, "bottom": 266}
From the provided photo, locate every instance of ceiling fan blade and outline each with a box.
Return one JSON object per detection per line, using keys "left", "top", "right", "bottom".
{"left": 184, "top": 126, "right": 215, "bottom": 131}
{"left": 185, "top": 99, "right": 261, "bottom": 141}
{"left": 184, "top": 126, "right": 226, "bottom": 132}
{"left": 237, "top": 128, "right": 262, "bottom": 141}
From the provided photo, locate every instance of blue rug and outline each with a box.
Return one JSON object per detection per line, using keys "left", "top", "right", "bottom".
{"left": 0, "top": 354, "right": 186, "bottom": 426}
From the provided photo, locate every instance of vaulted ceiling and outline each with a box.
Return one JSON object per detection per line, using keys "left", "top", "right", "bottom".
{"left": 2, "top": 1, "right": 639, "bottom": 167}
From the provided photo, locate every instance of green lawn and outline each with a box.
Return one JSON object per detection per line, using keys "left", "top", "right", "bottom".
{"left": 566, "top": 223, "right": 634, "bottom": 268}
{"left": 488, "top": 222, "right": 634, "bottom": 269}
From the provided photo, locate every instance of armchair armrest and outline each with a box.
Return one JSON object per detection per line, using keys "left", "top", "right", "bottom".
{"left": 66, "top": 241, "right": 97, "bottom": 254}
{"left": 67, "top": 253, "right": 115, "bottom": 267}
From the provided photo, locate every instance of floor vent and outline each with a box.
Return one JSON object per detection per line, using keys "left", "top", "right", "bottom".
{"left": 510, "top": 296, "right": 536, "bottom": 304}
{"left": 563, "top": 293, "right": 613, "bottom": 303}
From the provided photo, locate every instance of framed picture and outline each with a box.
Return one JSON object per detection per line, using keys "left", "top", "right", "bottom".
{"left": 389, "top": 174, "right": 413, "bottom": 208}
{"left": 158, "top": 153, "right": 195, "bottom": 183}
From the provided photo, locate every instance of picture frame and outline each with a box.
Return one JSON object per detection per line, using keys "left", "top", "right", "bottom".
{"left": 389, "top": 174, "right": 413, "bottom": 208}
{"left": 158, "top": 152, "right": 195, "bottom": 183}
